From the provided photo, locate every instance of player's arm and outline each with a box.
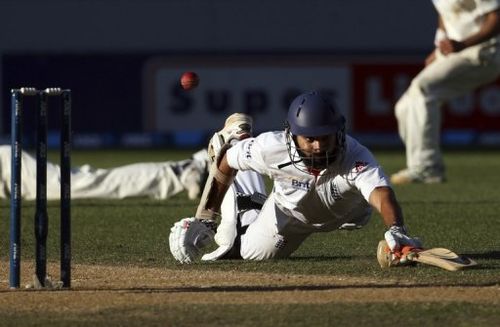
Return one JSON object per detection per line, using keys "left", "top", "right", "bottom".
{"left": 439, "top": 9, "right": 500, "bottom": 54}
{"left": 169, "top": 113, "right": 252, "bottom": 263}
{"left": 196, "top": 152, "right": 237, "bottom": 220}
{"left": 438, "top": 15, "right": 446, "bottom": 32}
{"left": 168, "top": 150, "right": 238, "bottom": 264}
{"left": 368, "top": 186, "right": 421, "bottom": 251}
{"left": 368, "top": 186, "right": 404, "bottom": 227}
{"left": 462, "top": 9, "right": 500, "bottom": 47}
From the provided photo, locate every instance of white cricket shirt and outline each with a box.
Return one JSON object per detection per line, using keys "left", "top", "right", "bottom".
{"left": 226, "top": 131, "right": 390, "bottom": 227}
{"left": 432, "top": 0, "right": 500, "bottom": 41}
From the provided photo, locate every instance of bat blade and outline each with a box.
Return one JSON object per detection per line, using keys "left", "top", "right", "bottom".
{"left": 404, "top": 247, "right": 478, "bottom": 271}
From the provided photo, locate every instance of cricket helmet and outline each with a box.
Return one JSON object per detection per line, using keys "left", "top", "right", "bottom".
{"left": 285, "top": 91, "right": 346, "bottom": 173}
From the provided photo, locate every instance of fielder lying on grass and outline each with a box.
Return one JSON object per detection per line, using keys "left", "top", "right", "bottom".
{"left": 0, "top": 145, "right": 207, "bottom": 200}
{"left": 169, "top": 92, "right": 422, "bottom": 263}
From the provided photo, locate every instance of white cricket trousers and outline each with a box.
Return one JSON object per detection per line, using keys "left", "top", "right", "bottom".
{"left": 212, "top": 170, "right": 267, "bottom": 252}
{"left": 395, "top": 41, "right": 500, "bottom": 176}
{"left": 239, "top": 193, "right": 372, "bottom": 260}
{"left": 0, "top": 146, "right": 184, "bottom": 200}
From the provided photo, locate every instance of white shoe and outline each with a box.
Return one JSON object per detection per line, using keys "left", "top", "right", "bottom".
{"left": 207, "top": 113, "right": 253, "bottom": 164}
{"left": 180, "top": 161, "right": 204, "bottom": 200}
{"left": 192, "top": 149, "right": 209, "bottom": 170}
{"left": 390, "top": 169, "right": 445, "bottom": 185}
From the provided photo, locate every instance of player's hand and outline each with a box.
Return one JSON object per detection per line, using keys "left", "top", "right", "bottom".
{"left": 384, "top": 225, "right": 422, "bottom": 252}
{"left": 425, "top": 51, "right": 437, "bottom": 66}
{"left": 169, "top": 217, "right": 217, "bottom": 263}
{"left": 438, "top": 39, "right": 465, "bottom": 55}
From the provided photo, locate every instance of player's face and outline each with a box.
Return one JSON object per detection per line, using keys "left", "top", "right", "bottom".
{"left": 295, "top": 134, "right": 337, "bottom": 157}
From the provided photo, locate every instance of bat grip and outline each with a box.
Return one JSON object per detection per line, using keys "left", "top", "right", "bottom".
{"left": 401, "top": 246, "right": 423, "bottom": 255}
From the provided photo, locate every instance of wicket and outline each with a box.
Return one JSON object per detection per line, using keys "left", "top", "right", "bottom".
{"left": 10, "top": 87, "right": 72, "bottom": 289}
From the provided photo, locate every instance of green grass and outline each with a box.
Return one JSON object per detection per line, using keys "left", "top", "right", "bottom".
{"left": 1, "top": 303, "right": 498, "bottom": 327}
{"left": 0, "top": 148, "right": 499, "bottom": 326}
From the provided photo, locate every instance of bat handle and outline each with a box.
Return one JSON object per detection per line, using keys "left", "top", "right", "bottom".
{"left": 401, "top": 246, "right": 423, "bottom": 254}
{"left": 400, "top": 246, "right": 424, "bottom": 262}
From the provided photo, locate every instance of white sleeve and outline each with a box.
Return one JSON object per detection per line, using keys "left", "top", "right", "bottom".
{"left": 355, "top": 166, "right": 391, "bottom": 202}
{"left": 434, "top": 28, "right": 447, "bottom": 47}
{"left": 225, "top": 137, "right": 268, "bottom": 175}
{"left": 343, "top": 138, "right": 390, "bottom": 201}
{"left": 478, "top": 0, "right": 500, "bottom": 15}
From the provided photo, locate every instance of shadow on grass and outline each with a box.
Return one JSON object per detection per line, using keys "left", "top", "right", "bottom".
{"left": 463, "top": 251, "right": 500, "bottom": 270}
{"left": 287, "top": 251, "right": 500, "bottom": 263}
{"left": 1, "top": 282, "right": 497, "bottom": 294}
{"left": 286, "top": 255, "right": 373, "bottom": 261}
{"left": 0, "top": 201, "right": 189, "bottom": 208}
{"left": 466, "top": 251, "right": 500, "bottom": 260}
{"left": 400, "top": 200, "right": 500, "bottom": 205}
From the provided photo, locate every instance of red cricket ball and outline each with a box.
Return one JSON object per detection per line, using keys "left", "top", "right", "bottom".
{"left": 180, "top": 71, "right": 199, "bottom": 90}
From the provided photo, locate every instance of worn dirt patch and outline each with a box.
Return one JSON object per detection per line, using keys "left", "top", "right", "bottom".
{"left": 0, "top": 262, "right": 498, "bottom": 313}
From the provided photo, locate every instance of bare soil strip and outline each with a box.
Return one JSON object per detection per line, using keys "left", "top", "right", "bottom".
{"left": 0, "top": 263, "right": 498, "bottom": 312}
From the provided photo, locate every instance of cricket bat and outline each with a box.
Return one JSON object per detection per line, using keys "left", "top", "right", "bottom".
{"left": 377, "top": 240, "right": 478, "bottom": 271}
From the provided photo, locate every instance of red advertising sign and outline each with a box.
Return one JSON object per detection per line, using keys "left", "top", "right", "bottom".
{"left": 352, "top": 63, "right": 500, "bottom": 132}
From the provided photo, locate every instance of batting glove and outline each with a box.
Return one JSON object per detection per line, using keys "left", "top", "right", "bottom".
{"left": 169, "top": 217, "right": 217, "bottom": 264}
{"left": 384, "top": 225, "right": 422, "bottom": 252}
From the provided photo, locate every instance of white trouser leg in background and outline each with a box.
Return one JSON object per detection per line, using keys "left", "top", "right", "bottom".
{"left": 395, "top": 44, "right": 500, "bottom": 177}
{"left": 0, "top": 146, "right": 185, "bottom": 200}
{"left": 0, "top": 146, "right": 43, "bottom": 200}
{"left": 69, "top": 161, "right": 185, "bottom": 200}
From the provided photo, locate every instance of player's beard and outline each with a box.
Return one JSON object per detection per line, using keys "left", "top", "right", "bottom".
{"left": 285, "top": 131, "right": 345, "bottom": 175}
{"left": 296, "top": 148, "right": 337, "bottom": 172}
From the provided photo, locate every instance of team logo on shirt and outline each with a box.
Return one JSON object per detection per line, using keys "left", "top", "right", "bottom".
{"left": 244, "top": 139, "right": 255, "bottom": 159}
{"left": 454, "top": 0, "right": 476, "bottom": 13}
{"left": 352, "top": 161, "right": 368, "bottom": 174}
{"left": 330, "top": 183, "right": 343, "bottom": 201}
{"left": 275, "top": 237, "right": 287, "bottom": 249}
{"left": 292, "top": 179, "right": 310, "bottom": 190}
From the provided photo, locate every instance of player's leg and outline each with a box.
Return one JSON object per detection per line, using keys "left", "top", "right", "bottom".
{"left": 392, "top": 49, "right": 500, "bottom": 184}
{"left": 201, "top": 170, "right": 267, "bottom": 260}
{"left": 394, "top": 66, "right": 445, "bottom": 185}
{"left": 0, "top": 146, "right": 39, "bottom": 199}
{"left": 70, "top": 157, "right": 206, "bottom": 200}
{"left": 67, "top": 149, "right": 208, "bottom": 200}
{"left": 391, "top": 56, "right": 475, "bottom": 184}
{"left": 0, "top": 146, "right": 66, "bottom": 200}
{"left": 179, "top": 150, "right": 209, "bottom": 200}
{"left": 219, "top": 170, "right": 266, "bottom": 240}
{"left": 338, "top": 202, "right": 373, "bottom": 230}
{"left": 10, "top": 148, "right": 39, "bottom": 200}
{"left": 0, "top": 146, "right": 10, "bottom": 199}
{"left": 394, "top": 89, "right": 411, "bottom": 147}
{"left": 392, "top": 59, "right": 445, "bottom": 184}
{"left": 393, "top": 89, "right": 416, "bottom": 182}
{"left": 240, "top": 193, "right": 311, "bottom": 260}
